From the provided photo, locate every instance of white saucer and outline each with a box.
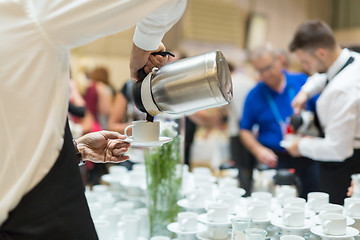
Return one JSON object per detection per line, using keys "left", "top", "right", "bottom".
{"left": 177, "top": 199, "right": 205, "bottom": 210}
{"left": 271, "top": 217, "right": 316, "bottom": 231}
{"left": 314, "top": 215, "right": 355, "bottom": 226}
{"left": 196, "top": 231, "right": 229, "bottom": 240}
{"left": 273, "top": 208, "right": 316, "bottom": 219}
{"left": 167, "top": 222, "right": 206, "bottom": 234}
{"left": 347, "top": 215, "right": 360, "bottom": 220}
{"left": 120, "top": 179, "right": 146, "bottom": 190}
{"left": 235, "top": 212, "right": 276, "bottom": 223}
{"left": 197, "top": 214, "right": 232, "bottom": 226}
{"left": 119, "top": 191, "right": 145, "bottom": 202}
{"left": 122, "top": 137, "right": 172, "bottom": 147}
{"left": 251, "top": 213, "right": 277, "bottom": 223}
{"left": 310, "top": 226, "right": 359, "bottom": 239}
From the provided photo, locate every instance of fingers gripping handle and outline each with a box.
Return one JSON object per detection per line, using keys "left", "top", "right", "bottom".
{"left": 137, "top": 51, "right": 175, "bottom": 81}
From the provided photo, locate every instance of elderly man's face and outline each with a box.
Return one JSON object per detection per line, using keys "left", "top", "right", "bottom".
{"left": 251, "top": 53, "right": 283, "bottom": 88}
{"left": 295, "top": 49, "right": 328, "bottom": 75}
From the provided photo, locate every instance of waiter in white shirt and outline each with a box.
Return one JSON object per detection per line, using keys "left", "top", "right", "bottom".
{"left": 0, "top": 0, "right": 187, "bottom": 239}
{"left": 286, "top": 20, "right": 360, "bottom": 205}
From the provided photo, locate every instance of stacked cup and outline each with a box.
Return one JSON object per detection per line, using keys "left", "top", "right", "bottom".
{"left": 344, "top": 198, "right": 360, "bottom": 231}
{"left": 320, "top": 213, "right": 347, "bottom": 236}
{"left": 307, "top": 192, "right": 329, "bottom": 213}
{"left": 318, "top": 203, "right": 344, "bottom": 225}
{"left": 167, "top": 211, "right": 205, "bottom": 240}
{"left": 282, "top": 206, "right": 305, "bottom": 228}
{"left": 202, "top": 203, "right": 231, "bottom": 239}
{"left": 247, "top": 200, "right": 269, "bottom": 222}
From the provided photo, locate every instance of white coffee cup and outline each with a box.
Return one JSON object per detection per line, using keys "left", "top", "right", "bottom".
{"left": 280, "top": 235, "right": 305, "bottom": 240}
{"left": 177, "top": 212, "right": 198, "bottom": 232}
{"left": 207, "top": 203, "right": 229, "bottom": 222}
{"left": 120, "top": 214, "right": 141, "bottom": 240}
{"left": 320, "top": 204, "right": 343, "bottom": 214}
{"left": 93, "top": 220, "right": 112, "bottom": 239}
{"left": 307, "top": 192, "right": 329, "bottom": 212}
{"left": 101, "top": 208, "right": 122, "bottom": 227}
{"left": 85, "top": 191, "right": 98, "bottom": 204}
{"left": 124, "top": 120, "right": 160, "bottom": 142}
{"left": 116, "top": 201, "right": 134, "bottom": 215}
{"left": 97, "top": 195, "right": 116, "bottom": 209}
{"left": 219, "top": 187, "right": 246, "bottom": 198}
{"left": 251, "top": 192, "right": 272, "bottom": 202}
{"left": 247, "top": 200, "right": 268, "bottom": 220}
{"left": 218, "top": 177, "right": 238, "bottom": 189}
{"left": 321, "top": 213, "right": 346, "bottom": 236}
{"left": 88, "top": 202, "right": 103, "bottom": 220}
{"left": 283, "top": 197, "right": 306, "bottom": 209}
{"left": 207, "top": 225, "right": 229, "bottom": 240}
{"left": 318, "top": 204, "right": 344, "bottom": 225}
{"left": 282, "top": 206, "right": 305, "bottom": 227}
{"left": 344, "top": 198, "right": 360, "bottom": 217}
{"left": 216, "top": 194, "right": 236, "bottom": 213}
{"left": 186, "top": 189, "right": 207, "bottom": 206}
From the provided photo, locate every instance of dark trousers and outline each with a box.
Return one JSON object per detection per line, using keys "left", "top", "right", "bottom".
{"left": 275, "top": 151, "right": 319, "bottom": 199}
{"left": 230, "top": 136, "right": 256, "bottom": 197}
{"left": 319, "top": 149, "right": 360, "bottom": 205}
{"left": 0, "top": 121, "right": 98, "bottom": 240}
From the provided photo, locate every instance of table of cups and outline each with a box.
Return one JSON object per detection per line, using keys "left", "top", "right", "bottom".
{"left": 88, "top": 164, "right": 360, "bottom": 240}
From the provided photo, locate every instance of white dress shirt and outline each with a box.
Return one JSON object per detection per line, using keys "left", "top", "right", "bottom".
{"left": 299, "top": 48, "right": 360, "bottom": 161}
{"left": 0, "top": 0, "right": 186, "bottom": 225}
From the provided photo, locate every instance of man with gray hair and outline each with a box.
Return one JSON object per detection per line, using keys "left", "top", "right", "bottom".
{"left": 240, "top": 43, "right": 319, "bottom": 198}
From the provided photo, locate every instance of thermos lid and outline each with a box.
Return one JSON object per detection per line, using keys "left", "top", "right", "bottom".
{"left": 215, "top": 51, "right": 233, "bottom": 104}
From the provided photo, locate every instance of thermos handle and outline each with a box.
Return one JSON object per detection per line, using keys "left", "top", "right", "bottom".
{"left": 135, "top": 51, "right": 175, "bottom": 122}
{"left": 137, "top": 51, "right": 175, "bottom": 81}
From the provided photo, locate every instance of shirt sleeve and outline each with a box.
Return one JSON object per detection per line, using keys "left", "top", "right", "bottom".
{"left": 240, "top": 91, "right": 256, "bottom": 131}
{"left": 298, "top": 90, "right": 356, "bottom": 161}
{"left": 31, "top": 0, "right": 187, "bottom": 50}
{"left": 301, "top": 73, "right": 327, "bottom": 98}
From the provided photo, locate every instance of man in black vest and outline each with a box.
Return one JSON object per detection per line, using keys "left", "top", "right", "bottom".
{"left": 286, "top": 20, "right": 360, "bottom": 204}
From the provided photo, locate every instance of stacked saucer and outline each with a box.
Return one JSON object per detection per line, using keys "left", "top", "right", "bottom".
{"left": 167, "top": 212, "right": 206, "bottom": 240}
{"left": 196, "top": 203, "right": 232, "bottom": 240}
{"left": 310, "top": 212, "right": 359, "bottom": 240}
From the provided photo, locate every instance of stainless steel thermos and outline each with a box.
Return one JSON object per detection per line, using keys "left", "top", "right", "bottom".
{"left": 133, "top": 50, "right": 233, "bottom": 121}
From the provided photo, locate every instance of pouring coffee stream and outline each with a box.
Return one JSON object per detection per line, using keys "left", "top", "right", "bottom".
{"left": 132, "top": 50, "right": 233, "bottom": 122}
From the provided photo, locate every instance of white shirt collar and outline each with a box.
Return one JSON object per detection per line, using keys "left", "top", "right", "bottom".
{"left": 327, "top": 48, "right": 351, "bottom": 81}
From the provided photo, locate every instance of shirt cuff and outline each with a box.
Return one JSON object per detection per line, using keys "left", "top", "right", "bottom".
{"left": 298, "top": 137, "right": 313, "bottom": 158}
{"left": 133, "top": 27, "right": 164, "bottom": 51}
{"left": 301, "top": 84, "right": 313, "bottom": 96}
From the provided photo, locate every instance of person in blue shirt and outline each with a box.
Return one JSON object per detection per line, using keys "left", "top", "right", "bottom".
{"left": 240, "top": 43, "right": 319, "bottom": 198}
